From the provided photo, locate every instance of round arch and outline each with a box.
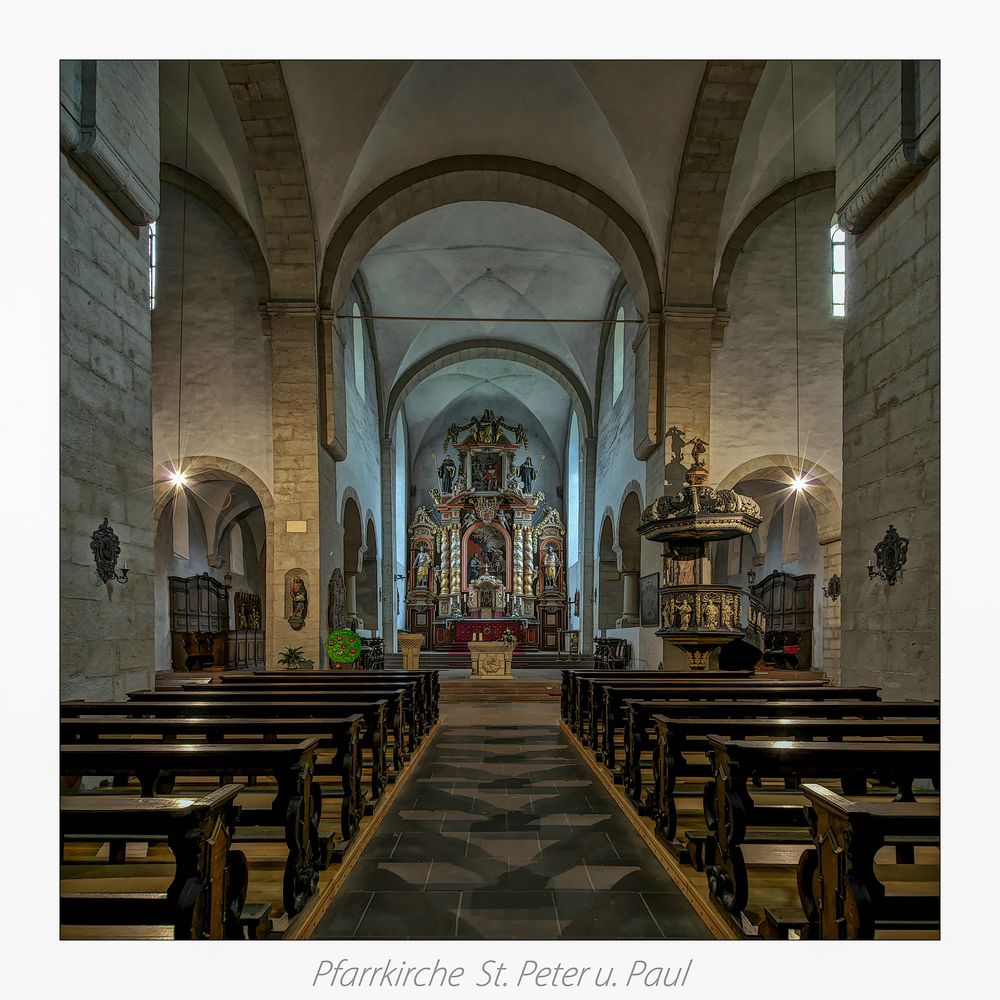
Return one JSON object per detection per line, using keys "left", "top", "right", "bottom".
{"left": 717, "top": 454, "right": 842, "bottom": 544}
{"left": 319, "top": 155, "right": 663, "bottom": 319}
{"left": 385, "top": 340, "right": 594, "bottom": 440}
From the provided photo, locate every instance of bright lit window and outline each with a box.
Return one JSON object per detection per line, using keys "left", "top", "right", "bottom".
{"left": 612, "top": 305, "right": 625, "bottom": 403}
{"left": 352, "top": 302, "right": 365, "bottom": 397}
{"left": 831, "top": 220, "right": 846, "bottom": 318}
{"left": 148, "top": 222, "right": 157, "bottom": 310}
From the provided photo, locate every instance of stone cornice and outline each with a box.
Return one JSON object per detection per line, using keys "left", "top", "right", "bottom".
{"left": 263, "top": 299, "right": 321, "bottom": 319}
{"left": 837, "top": 114, "right": 940, "bottom": 235}
{"left": 60, "top": 101, "right": 158, "bottom": 227}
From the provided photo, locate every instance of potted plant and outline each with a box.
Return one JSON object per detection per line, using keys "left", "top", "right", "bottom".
{"left": 277, "top": 645, "right": 306, "bottom": 670}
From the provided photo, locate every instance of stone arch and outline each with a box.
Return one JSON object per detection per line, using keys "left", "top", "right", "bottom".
{"left": 319, "top": 154, "right": 663, "bottom": 318}
{"left": 340, "top": 488, "right": 366, "bottom": 573}
{"left": 152, "top": 454, "right": 275, "bottom": 668}
{"left": 712, "top": 171, "right": 836, "bottom": 313}
{"left": 665, "top": 60, "right": 767, "bottom": 307}
{"left": 385, "top": 340, "right": 595, "bottom": 440}
{"left": 159, "top": 163, "right": 271, "bottom": 308}
{"left": 356, "top": 515, "right": 380, "bottom": 631}
{"left": 717, "top": 454, "right": 842, "bottom": 544}
{"left": 597, "top": 510, "right": 622, "bottom": 631}
{"left": 221, "top": 60, "right": 317, "bottom": 300}
{"left": 593, "top": 272, "right": 629, "bottom": 420}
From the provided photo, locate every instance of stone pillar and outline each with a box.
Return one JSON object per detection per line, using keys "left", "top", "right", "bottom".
{"left": 344, "top": 572, "right": 358, "bottom": 616}
{"left": 821, "top": 538, "right": 842, "bottom": 684}
{"left": 450, "top": 526, "right": 461, "bottom": 595}
{"left": 379, "top": 436, "right": 396, "bottom": 648}
{"left": 580, "top": 436, "right": 598, "bottom": 652}
{"left": 513, "top": 526, "right": 524, "bottom": 596}
{"left": 662, "top": 307, "right": 713, "bottom": 491}
{"left": 267, "top": 305, "right": 322, "bottom": 667}
{"left": 618, "top": 571, "right": 640, "bottom": 627}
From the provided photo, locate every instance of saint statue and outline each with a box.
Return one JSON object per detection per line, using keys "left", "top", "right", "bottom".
{"left": 413, "top": 545, "right": 431, "bottom": 588}
{"left": 676, "top": 597, "right": 692, "bottom": 630}
{"left": 437, "top": 455, "right": 457, "bottom": 494}
{"left": 468, "top": 554, "right": 484, "bottom": 582}
{"left": 703, "top": 599, "right": 719, "bottom": 629}
{"left": 518, "top": 456, "right": 536, "bottom": 494}
{"left": 543, "top": 544, "right": 561, "bottom": 590}
{"left": 288, "top": 576, "right": 308, "bottom": 628}
{"left": 688, "top": 437, "right": 708, "bottom": 468}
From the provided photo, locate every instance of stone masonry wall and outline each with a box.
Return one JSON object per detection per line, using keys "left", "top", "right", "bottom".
{"left": 60, "top": 61, "right": 160, "bottom": 699}
{"left": 837, "top": 61, "right": 940, "bottom": 700}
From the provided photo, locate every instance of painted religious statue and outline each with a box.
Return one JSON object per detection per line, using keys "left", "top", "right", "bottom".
{"left": 287, "top": 576, "right": 308, "bottom": 630}
{"left": 518, "top": 456, "right": 537, "bottom": 494}
{"left": 437, "top": 455, "right": 457, "bottom": 494}
{"left": 413, "top": 543, "right": 432, "bottom": 589}
{"left": 543, "top": 543, "right": 561, "bottom": 590}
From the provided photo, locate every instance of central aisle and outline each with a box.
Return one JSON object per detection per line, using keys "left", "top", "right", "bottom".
{"left": 312, "top": 702, "right": 712, "bottom": 939}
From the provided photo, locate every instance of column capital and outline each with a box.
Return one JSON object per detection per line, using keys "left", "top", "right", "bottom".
{"left": 262, "top": 299, "right": 321, "bottom": 320}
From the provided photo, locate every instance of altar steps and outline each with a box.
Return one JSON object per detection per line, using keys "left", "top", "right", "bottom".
{"left": 384, "top": 652, "right": 595, "bottom": 671}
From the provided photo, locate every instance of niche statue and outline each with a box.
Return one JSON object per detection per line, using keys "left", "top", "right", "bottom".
{"left": 518, "top": 456, "right": 537, "bottom": 494}
{"left": 287, "top": 576, "right": 308, "bottom": 631}
{"left": 437, "top": 455, "right": 457, "bottom": 494}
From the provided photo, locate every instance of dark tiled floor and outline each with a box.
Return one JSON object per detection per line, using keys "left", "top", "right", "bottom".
{"left": 311, "top": 704, "right": 711, "bottom": 939}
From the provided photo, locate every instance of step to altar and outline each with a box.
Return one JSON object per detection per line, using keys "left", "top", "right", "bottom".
{"left": 439, "top": 678, "right": 562, "bottom": 703}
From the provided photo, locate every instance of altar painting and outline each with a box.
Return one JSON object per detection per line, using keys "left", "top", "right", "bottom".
{"left": 465, "top": 525, "right": 508, "bottom": 587}
{"left": 470, "top": 450, "right": 504, "bottom": 492}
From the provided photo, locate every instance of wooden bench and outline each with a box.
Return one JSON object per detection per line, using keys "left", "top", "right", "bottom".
{"left": 157, "top": 682, "right": 419, "bottom": 755}
{"left": 702, "top": 737, "right": 940, "bottom": 924}
{"left": 66, "top": 695, "right": 394, "bottom": 797}
{"left": 60, "top": 784, "right": 245, "bottom": 939}
{"left": 583, "top": 679, "right": 870, "bottom": 754}
{"left": 61, "top": 737, "right": 344, "bottom": 916}
{"left": 648, "top": 714, "right": 941, "bottom": 843}
{"left": 796, "top": 782, "right": 940, "bottom": 939}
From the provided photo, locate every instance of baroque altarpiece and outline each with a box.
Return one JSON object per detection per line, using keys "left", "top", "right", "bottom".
{"left": 406, "top": 410, "right": 568, "bottom": 652}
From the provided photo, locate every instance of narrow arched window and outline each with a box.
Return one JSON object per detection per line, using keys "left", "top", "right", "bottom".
{"left": 352, "top": 302, "right": 365, "bottom": 396}
{"left": 147, "top": 222, "right": 157, "bottom": 310}
{"left": 831, "top": 218, "right": 846, "bottom": 317}
{"left": 612, "top": 305, "right": 625, "bottom": 403}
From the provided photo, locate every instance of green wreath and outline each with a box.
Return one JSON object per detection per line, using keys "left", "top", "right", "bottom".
{"left": 326, "top": 628, "right": 362, "bottom": 664}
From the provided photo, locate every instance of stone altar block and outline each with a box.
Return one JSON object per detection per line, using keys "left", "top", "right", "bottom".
{"left": 468, "top": 641, "right": 513, "bottom": 678}
{"left": 398, "top": 631, "right": 424, "bottom": 670}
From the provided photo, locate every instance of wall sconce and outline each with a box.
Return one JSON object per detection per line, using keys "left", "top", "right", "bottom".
{"left": 91, "top": 518, "right": 129, "bottom": 593}
{"left": 746, "top": 568, "right": 756, "bottom": 587}
{"left": 868, "top": 525, "right": 908, "bottom": 586}
{"left": 823, "top": 574, "right": 841, "bottom": 601}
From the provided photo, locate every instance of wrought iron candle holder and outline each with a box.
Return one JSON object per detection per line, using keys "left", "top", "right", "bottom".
{"left": 867, "top": 525, "right": 908, "bottom": 586}
{"left": 90, "top": 518, "right": 129, "bottom": 585}
{"left": 823, "top": 574, "right": 841, "bottom": 601}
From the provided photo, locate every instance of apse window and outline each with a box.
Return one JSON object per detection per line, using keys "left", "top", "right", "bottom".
{"left": 352, "top": 302, "right": 365, "bottom": 396}
{"left": 147, "top": 221, "right": 157, "bottom": 311}
{"left": 612, "top": 305, "right": 625, "bottom": 403}
{"left": 831, "top": 221, "right": 846, "bottom": 317}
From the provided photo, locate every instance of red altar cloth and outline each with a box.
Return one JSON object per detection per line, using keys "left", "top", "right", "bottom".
{"left": 453, "top": 620, "right": 521, "bottom": 645}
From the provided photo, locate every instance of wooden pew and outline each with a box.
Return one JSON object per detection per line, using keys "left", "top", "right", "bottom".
{"left": 702, "top": 736, "right": 940, "bottom": 924}
{"left": 649, "top": 714, "right": 940, "bottom": 843}
{"left": 61, "top": 738, "right": 342, "bottom": 916}
{"left": 215, "top": 669, "right": 441, "bottom": 724}
{"left": 795, "top": 782, "right": 940, "bottom": 939}
{"left": 60, "top": 784, "right": 244, "bottom": 939}
{"left": 63, "top": 699, "right": 389, "bottom": 801}
{"left": 152, "top": 682, "right": 420, "bottom": 755}
{"left": 583, "top": 679, "right": 873, "bottom": 754}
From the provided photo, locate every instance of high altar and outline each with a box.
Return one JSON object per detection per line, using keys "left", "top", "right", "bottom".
{"left": 406, "top": 409, "right": 568, "bottom": 653}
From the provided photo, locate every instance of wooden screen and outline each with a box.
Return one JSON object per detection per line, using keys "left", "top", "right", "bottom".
{"left": 750, "top": 570, "right": 814, "bottom": 668}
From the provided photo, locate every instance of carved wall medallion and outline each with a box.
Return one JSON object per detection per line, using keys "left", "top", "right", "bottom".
{"left": 823, "top": 574, "right": 841, "bottom": 602}
{"left": 90, "top": 517, "right": 128, "bottom": 589}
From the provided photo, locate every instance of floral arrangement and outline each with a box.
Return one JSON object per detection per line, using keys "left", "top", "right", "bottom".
{"left": 500, "top": 628, "right": 517, "bottom": 647}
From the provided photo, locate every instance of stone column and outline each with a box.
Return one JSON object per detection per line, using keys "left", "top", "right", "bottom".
{"left": 662, "top": 307, "right": 713, "bottom": 491}
{"left": 344, "top": 572, "right": 358, "bottom": 616}
{"left": 820, "top": 538, "right": 842, "bottom": 684}
{"left": 513, "top": 526, "right": 524, "bottom": 596}
{"left": 267, "top": 305, "right": 322, "bottom": 667}
{"left": 450, "top": 526, "right": 461, "bottom": 595}
{"left": 618, "top": 571, "right": 640, "bottom": 627}
{"left": 580, "top": 436, "right": 598, "bottom": 652}
{"left": 379, "top": 436, "right": 396, "bottom": 648}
